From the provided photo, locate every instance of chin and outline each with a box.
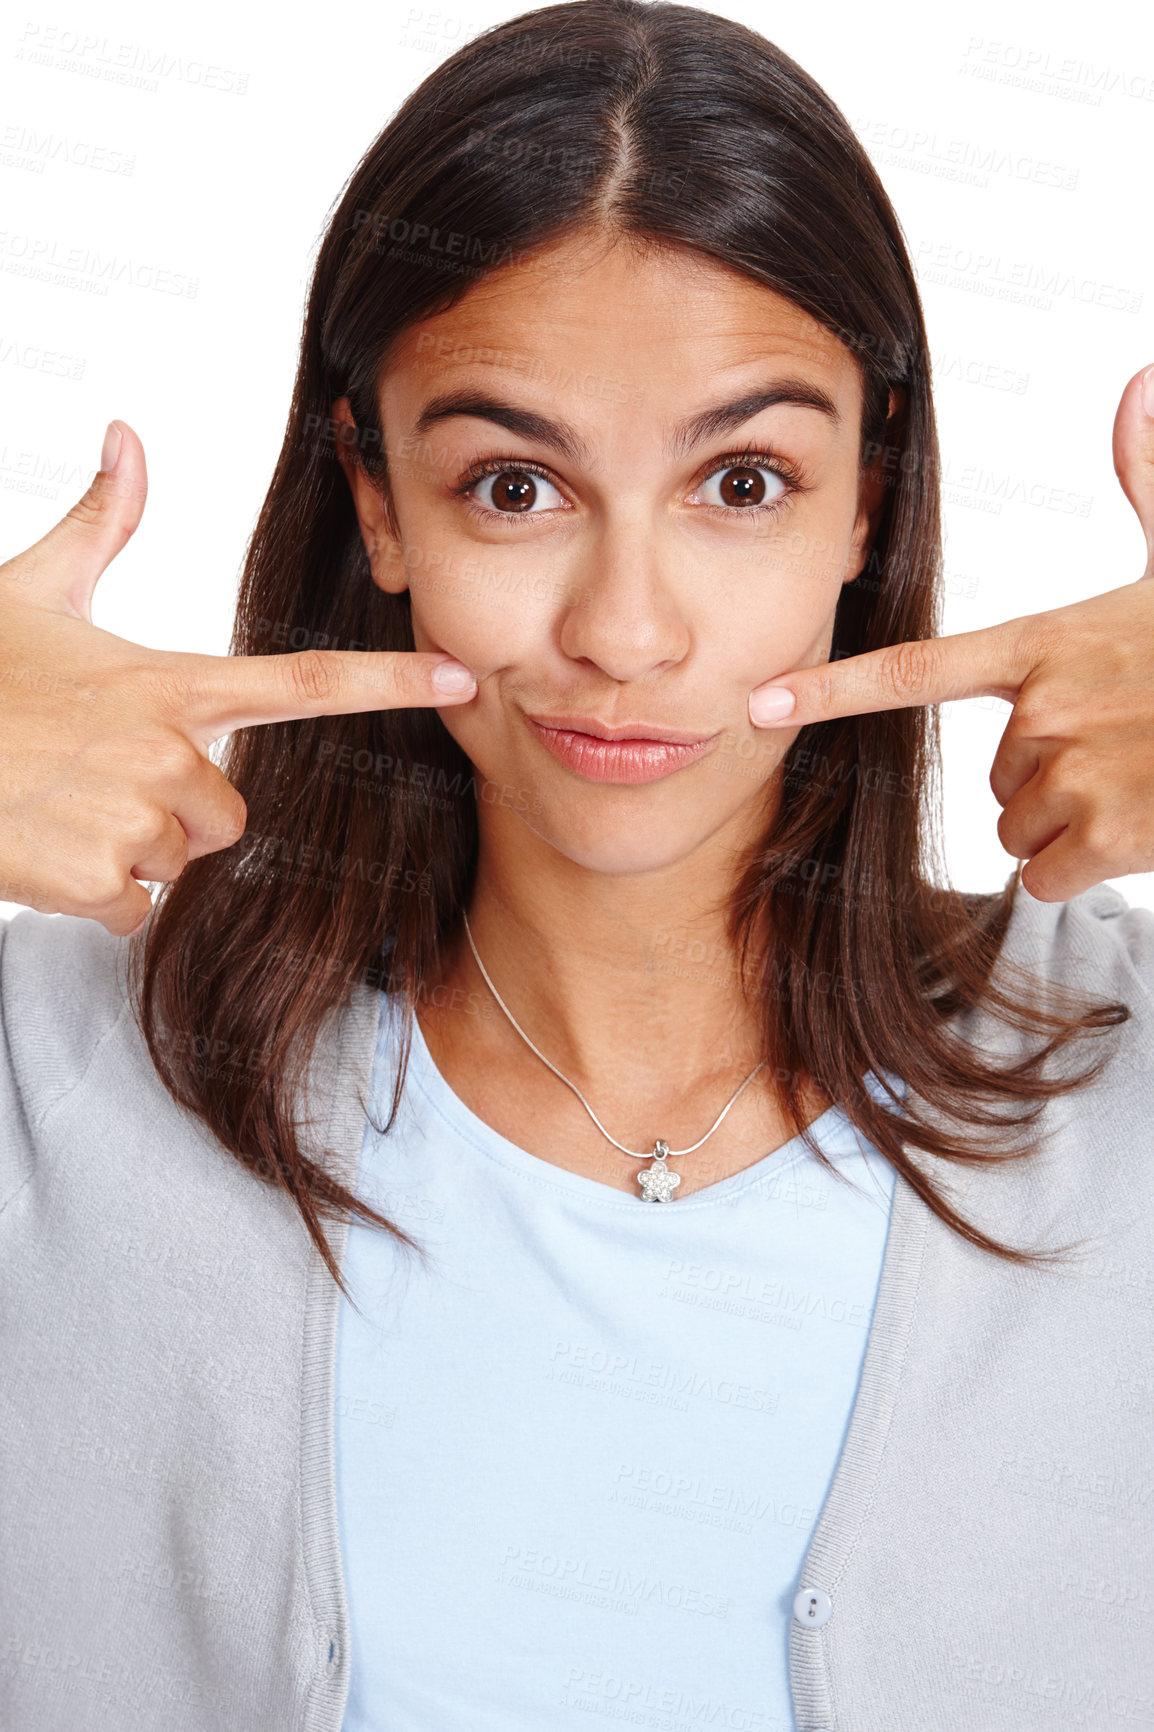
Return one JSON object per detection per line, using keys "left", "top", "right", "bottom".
{"left": 512, "top": 799, "right": 753, "bottom": 878}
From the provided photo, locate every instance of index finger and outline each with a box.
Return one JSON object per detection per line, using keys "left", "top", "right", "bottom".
{"left": 155, "top": 645, "right": 478, "bottom": 746}
{"left": 747, "top": 618, "right": 1032, "bottom": 728}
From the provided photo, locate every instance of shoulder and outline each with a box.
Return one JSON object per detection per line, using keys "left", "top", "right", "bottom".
{"left": 0, "top": 910, "right": 136, "bottom": 1209}
{"left": 0, "top": 909, "right": 134, "bottom": 1113}
{"left": 929, "top": 882, "right": 1151, "bottom": 1086}
{"left": 996, "top": 881, "right": 1152, "bottom": 1015}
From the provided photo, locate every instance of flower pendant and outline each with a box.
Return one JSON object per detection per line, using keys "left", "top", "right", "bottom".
{"left": 637, "top": 1140, "right": 681, "bottom": 1202}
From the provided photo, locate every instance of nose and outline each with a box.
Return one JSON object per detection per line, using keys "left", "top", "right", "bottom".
{"left": 558, "top": 526, "right": 691, "bottom": 682}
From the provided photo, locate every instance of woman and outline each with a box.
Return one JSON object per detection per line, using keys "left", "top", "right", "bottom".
{"left": 1, "top": 2, "right": 1152, "bottom": 1727}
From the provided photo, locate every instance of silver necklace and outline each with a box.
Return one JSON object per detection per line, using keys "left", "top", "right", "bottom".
{"left": 462, "top": 910, "right": 766, "bottom": 1202}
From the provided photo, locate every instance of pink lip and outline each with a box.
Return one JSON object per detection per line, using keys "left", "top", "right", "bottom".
{"left": 525, "top": 711, "right": 712, "bottom": 745}
{"left": 524, "top": 714, "right": 719, "bottom": 784}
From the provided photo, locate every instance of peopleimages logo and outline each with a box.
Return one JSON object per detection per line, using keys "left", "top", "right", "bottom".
{"left": 15, "top": 22, "right": 249, "bottom": 95}
{"left": 959, "top": 36, "right": 1154, "bottom": 107}
{"left": 0, "top": 229, "right": 198, "bottom": 298}
{"left": 497, "top": 1544, "right": 731, "bottom": 1619}
{"left": 547, "top": 1339, "right": 779, "bottom": 1414}
{"left": 856, "top": 116, "right": 1079, "bottom": 191}
{"left": 913, "top": 237, "right": 1142, "bottom": 315}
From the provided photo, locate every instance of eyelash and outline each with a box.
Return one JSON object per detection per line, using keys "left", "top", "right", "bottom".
{"left": 451, "top": 447, "right": 810, "bottom": 526}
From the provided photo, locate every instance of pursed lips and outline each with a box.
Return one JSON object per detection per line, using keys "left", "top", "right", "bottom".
{"left": 523, "top": 711, "right": 717, "bottom": 746}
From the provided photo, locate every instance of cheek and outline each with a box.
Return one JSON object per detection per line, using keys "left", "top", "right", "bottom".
{"left": 712, "top": 565, "right": 845, "bottom": 687}
{"left": 774, "top": 514, "right": 858, "bottom": 588}
{"left": 405, "top": 568, "right": 552, "bottom": 680}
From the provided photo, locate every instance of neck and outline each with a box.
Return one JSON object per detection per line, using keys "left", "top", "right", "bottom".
{"left": 420, "top": 790, "right": 780, "bottom": 1121}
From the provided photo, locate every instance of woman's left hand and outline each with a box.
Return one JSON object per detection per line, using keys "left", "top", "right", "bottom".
{"left": 747, "top": 364, "right": 1154, "bottom": 903}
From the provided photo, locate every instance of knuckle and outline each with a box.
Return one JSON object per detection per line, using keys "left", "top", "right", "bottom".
{"left": 879, "top": 639, "right": 937, "bottom": 700}
{"left": 157, "top": 834, "right": 191, "bottom": 879}
{"left": 168, "top": 832, "right": 193, "bottom": 876}
{"left": 1036, "top": 753, "right": 1076, "bottom": 799}
{"left": 1032, "top": 744, "right": 1088, "bottom": 796}
{"left": 98, "top": 894, "right": 150, "bottom": 938}
{"left": 995, "top": 808, "right": 1021, "bottom": 854}
{"left": 213, "top": 792, "right": 248, "bottom": 848}
{"left": 122, "top": 804, "right": 172, "bottom": 852}
{"left": 146, "top": 732, "right": 203, "bottom": 782}
{"left": 141, "top": 833, "right": 189, "bottom": 885}
{"left": 110, "top": 916, "right": 148, "bottom": 940}
{"left": 71, "top": 857, "right": 129, "bottom": 910}
{"left": 63, "top": 484, "right": 110, "bottom": 532}
{"left": 288, "top": 649, "right": 340, "bottom": 706}
{"left": 62, "top": 482, "right": 132, "bottom": 550}
{"left": 1078, "top": 812, "right": 1123, "bottom": 862}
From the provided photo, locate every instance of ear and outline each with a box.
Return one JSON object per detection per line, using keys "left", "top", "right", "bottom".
{"left": 330, "top": 397, "right": 408, "bottom": 595}
{"left": 843, "top": 385, "right": 905, "bottom": 585}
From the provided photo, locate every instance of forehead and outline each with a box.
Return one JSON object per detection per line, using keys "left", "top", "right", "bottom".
{"left": 382, "top": 232, "right": 862, "bottom": 403}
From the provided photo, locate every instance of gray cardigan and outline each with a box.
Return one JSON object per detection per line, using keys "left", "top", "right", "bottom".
{"left": 1, "top": 883, "right": 1151, "bottom": 1731}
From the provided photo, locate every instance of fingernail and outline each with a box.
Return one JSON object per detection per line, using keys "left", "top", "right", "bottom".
{"left": 749, "top": 685, "right": 796, "bottom": 726}
{"left": 1142, "top": 364, "right": 1154, "bottom": 419}
{"left": 432, "top": 658, "right": 477, "bottom": 694}
{"left": 100, "top": 421, "right": 123, "bottom": 473}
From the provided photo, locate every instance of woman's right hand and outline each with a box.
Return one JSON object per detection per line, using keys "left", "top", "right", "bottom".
{"left": 0, "top": 419, "right": 478, "bottom": 938}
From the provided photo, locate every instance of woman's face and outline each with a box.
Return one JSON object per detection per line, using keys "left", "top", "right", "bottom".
{"left": 337, "top": 231, "right": 886, "bottom": 877}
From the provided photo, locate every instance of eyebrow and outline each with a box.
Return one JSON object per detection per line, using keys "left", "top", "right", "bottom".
{"left": 408, "top": 376, "right": 841, "bottom": 467}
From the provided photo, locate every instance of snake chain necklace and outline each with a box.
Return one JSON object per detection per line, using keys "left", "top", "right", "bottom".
{"left": 462, "top": 910, "right": 766, "bottom": 1201}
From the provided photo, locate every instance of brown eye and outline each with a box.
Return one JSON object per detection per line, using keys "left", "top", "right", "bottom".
{"left": 691, "top": 460, "right": 790, "bottom": 513}
{"left": 461, "top": 464, "right": 567, "bottom": 520}
{"left": 718, "top": 465, "right": 768, "bottom": 507}
{"left": 482, "top": 469, "right": 538, "bottom": 512}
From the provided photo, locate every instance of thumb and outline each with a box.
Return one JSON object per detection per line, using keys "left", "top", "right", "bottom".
{"left": 8, "top": 419, "right": 148, "bottom": 622}
{"left": 1112, "top": 364, "right": 1154, "bottom": 577}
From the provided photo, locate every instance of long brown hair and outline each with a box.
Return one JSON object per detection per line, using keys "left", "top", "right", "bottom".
{"left": 127, "top": 0, "right": 1126, "bottom": 1306}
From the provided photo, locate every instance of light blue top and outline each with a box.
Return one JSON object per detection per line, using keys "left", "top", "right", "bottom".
{"left": 3, "top": 886, "right": 1150, "bottom": 1730}
{"left": 335, "top": 990, "right": 898, "bottom": 1731}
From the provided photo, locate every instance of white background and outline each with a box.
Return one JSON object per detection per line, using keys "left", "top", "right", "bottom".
{"left": 1, "top": 0, "right": 1151, "bottom": 917}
